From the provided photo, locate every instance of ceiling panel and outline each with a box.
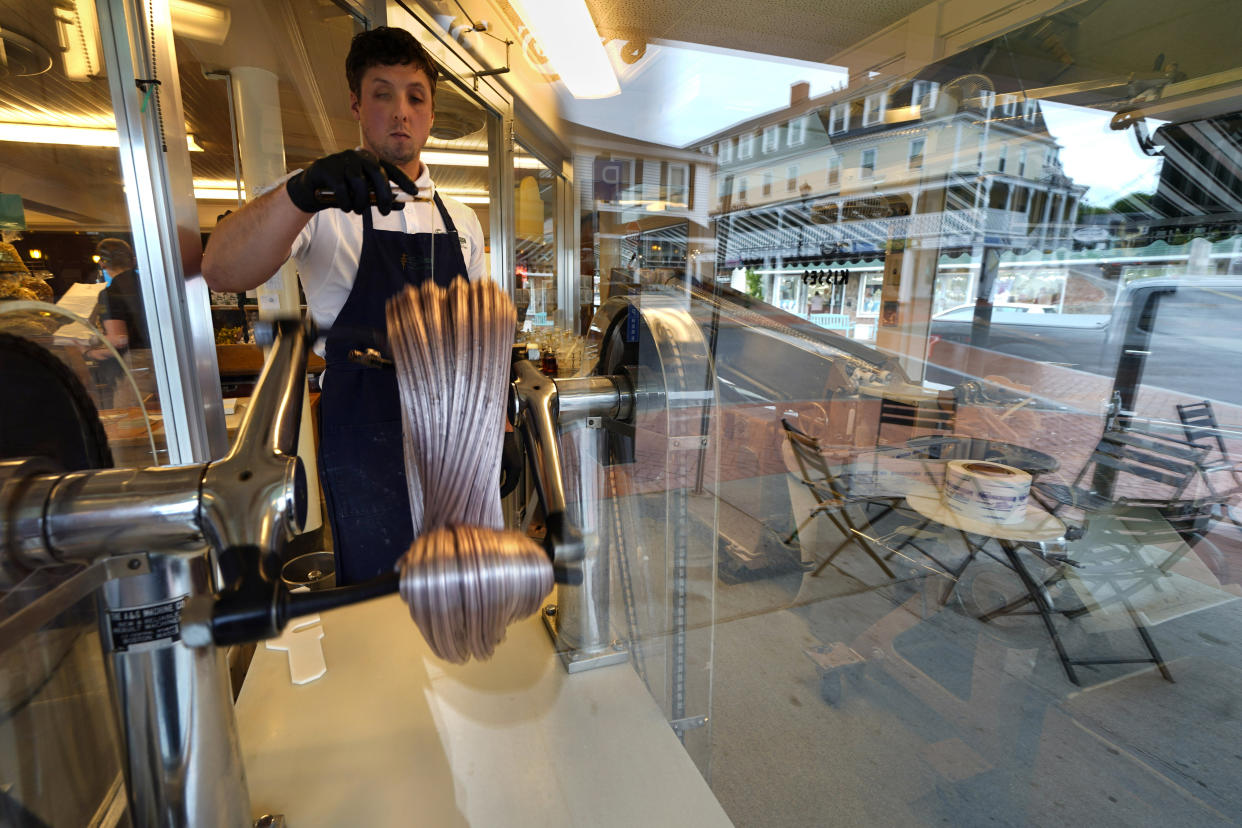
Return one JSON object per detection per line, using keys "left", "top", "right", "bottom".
{"left": 585, "top": 0, "right": 932, "bottom": 65}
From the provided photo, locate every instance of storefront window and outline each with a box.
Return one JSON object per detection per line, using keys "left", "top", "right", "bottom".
{"left": 561, "top": 0, "right": 1242, "bottom": 824}
{"left": 514, "top": 145, "right": 557, "bottom": 329}
{"left": 7, "top": 1, "right": 1242, "bottom": 825}
{"left": 0, "top": 0, "right": 171, "bottom": 468}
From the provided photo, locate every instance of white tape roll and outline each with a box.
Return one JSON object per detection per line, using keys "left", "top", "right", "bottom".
{"left": 942, "top": 460, "right": 1031, "bottom": 525}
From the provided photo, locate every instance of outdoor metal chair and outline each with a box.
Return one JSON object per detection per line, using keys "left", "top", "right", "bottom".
{"left": 782, "top": 418, "right": 908, "bottom": 579}
{"left": 1032, "top": 427, "right": 1208, "bottom": 518}
{"left": 1177, "top": 400, "right": 1242, "bottom": 504}
{"left": 983, "top": 425, "right": 1221, "bottom": 685}
{"left": 876, "top": 392, "right": 957, "bottom": 449}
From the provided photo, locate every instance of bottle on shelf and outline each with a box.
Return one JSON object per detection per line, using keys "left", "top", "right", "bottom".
{"left": 540, "top": 345, "right": 558, "bottom": 377}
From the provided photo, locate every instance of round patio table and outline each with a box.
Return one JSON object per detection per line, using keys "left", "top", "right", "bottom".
{"left": 903, "top": 435, "right": 1060, "bottom": 478}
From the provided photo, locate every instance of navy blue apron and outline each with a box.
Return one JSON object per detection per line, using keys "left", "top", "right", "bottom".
{"left": 319, "top": 193, "right": 469, "bottom": 585}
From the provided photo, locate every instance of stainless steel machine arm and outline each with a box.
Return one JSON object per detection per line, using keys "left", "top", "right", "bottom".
{"left": 508, "top": 358, "right": 634, "bottom": 582}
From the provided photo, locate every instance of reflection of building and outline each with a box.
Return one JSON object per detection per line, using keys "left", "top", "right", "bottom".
{"left": 1144, "top": 113, "right": 1242, "bottom": 238}
{"left": 693, "top": 74, "right": 1087, "bottom": 319}
{"left": 570, "top": 123, "right": 717, "bottom": 312}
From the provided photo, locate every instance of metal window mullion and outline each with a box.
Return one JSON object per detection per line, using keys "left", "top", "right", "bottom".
{"left": 557, "top": 170, "right": 578, "bottom": 331}
{"left": 97, "top": 0, "right": 220, "bottom": 465}
{"left": 489, "top": 111, "right": 516, "bottom": 297}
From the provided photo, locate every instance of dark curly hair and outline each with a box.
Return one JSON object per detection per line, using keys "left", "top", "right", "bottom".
{"left": 345, "top": 27, "right": 438, "bottom": 101}
{"left": 95, "top": 238, "right": 136, "bottom": 270}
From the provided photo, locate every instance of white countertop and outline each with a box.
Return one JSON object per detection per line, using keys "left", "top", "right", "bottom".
{"left": 235, "top": 593, "right": 732, "bottom": 827}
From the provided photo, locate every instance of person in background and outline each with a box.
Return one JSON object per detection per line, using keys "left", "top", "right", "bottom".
{"left": 201, "top": 26, "right": 486, "bottom": 584}
{"left": 92, "top": 239, "right": 149, "bottom": 355}
{"left": 89, "top": 238, "right": 154, "bottom": 407}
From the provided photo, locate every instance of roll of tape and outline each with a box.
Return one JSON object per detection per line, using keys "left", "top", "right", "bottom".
{"left": 942, "top": 460, "right": 1031, "bottom": 524}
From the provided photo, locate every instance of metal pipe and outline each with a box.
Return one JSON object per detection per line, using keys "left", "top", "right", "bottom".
{"left": 100, "top": 549, "right": 250, "bottom": 827}
{"left": 553, "top": 375, "right": 631, "bottom": 421}
{"left": 511, "top": 359, "right": 571, "bottom": 522}
{"left": 0, "top": 314, "right": 317, "bottom": 825}
{"left": 225, "top": 319, "right": 307, "bottom": 462}
{"left": 43, "top": 465, "right": 205, "bottom": 561}
{"left": 199, "top": 319, "right": 310, "bottom": 554}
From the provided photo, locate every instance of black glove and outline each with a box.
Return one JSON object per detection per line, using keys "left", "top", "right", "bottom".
{"left": 285, "top": 149, "right": 418, "bottom": 216}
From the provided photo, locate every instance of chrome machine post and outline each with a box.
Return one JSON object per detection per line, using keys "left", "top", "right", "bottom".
{"left": 512, "top": 359, "right": 632, "bottom": 671}
{"left": 0, "top": 319, "right": 312, "bottom": 827}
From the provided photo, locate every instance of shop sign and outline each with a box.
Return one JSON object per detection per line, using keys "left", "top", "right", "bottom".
{"left": 801, "top": 269, "right": 849, "bottom": 286}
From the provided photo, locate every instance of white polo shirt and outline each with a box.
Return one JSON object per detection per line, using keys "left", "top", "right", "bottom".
{"left": 282, "top": 163, "right": 487, "bottom": 336}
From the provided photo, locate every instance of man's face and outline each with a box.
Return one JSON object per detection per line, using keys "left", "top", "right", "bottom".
{"left": 351, "top": 63, "right": 435, "bottom": 169}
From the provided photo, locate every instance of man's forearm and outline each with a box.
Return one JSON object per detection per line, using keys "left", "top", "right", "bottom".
{"left": 202, "top": 185, "right": 312, "bottom": 292}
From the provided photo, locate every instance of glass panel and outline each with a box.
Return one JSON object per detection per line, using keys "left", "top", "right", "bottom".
{"left": 422, "top": 78, "right": 492, "bottom": 280}
{"left": 514, "top": 143, "right": 558, "bottom": 330}
{"left": 0, "top": 0, "right": 169, "bottom": 467}
{"left": 0, "top": 582, "right": 127, "bottom": 826}
{"left": 560, "top": 0, "right": 1242, "bottom": 823}
{"left": 182, "top": 6, "right": 494, "bottom": 342}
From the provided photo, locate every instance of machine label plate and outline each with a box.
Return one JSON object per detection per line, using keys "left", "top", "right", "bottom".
{"left": 625, "top": 305, "right": 640, "bottom": 342}
{"left": 108, "top": 596, "right": 186, "bottom": 651}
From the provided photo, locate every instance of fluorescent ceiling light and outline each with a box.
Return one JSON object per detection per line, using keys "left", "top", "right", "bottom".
{"left": 170, "top": 0, "right": 232, "bottom": 45}
{"left": 0, "top": 120, "right": 203, "bottom": 153}
{"left": 194, "top": 178, "right": 245, "bottom": 200}
{"left": 0, "top": 122, "right": 118, "bottom": 147}
{"left": 507, "top": 0, "right": 619, "bottom": 99}
{"left": 514, "top": 155, "right": 549, "bottom": 170}
{"left": 423, "top": 150, "right": 544, "bottom": 169}
{"left": 438, "top": 188, "right": 490, "bottom": 205}
{"left": 54, "top": 1, "right": 103, "bottom": 81}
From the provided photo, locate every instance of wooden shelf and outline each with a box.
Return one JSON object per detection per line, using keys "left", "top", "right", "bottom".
{"left": 216, "top": 343, "right": 325, "bottom": 378}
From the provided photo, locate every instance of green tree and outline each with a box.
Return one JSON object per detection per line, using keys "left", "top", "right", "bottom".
{"left": 745, "top": 268, "right": 763, "bottom": 299}
{"left": 1110, "top": 191, "right": 1155, "bottom": 214}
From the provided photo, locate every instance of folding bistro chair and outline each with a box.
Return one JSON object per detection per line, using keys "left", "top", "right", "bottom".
{"left": 782, "top": 419, "right": 904, "bottom": 579}
{"left": 1033, "top": 427, "right": 1208, "bottom": 518}
{"left": 1177, "top": 400, "right": 1242, "bottom": 504}
{"left": 982, "top": 426, "right": 1216, "bottom": 684}
{"left": 876, "top": 391, "right": 957, "bottom": 449}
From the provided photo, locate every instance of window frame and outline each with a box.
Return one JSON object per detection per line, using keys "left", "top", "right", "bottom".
{"left": 863, "top": 92, "right": 887, "bottom": 127}
{"left": 787, "top": 116, "right": 807, "bottom": 146}
{"left": 912, "top": 80, "right": 939, "bottom": 113}
{"left": 860, "top": 147, "right": 877, "bottom": 177}
{"left": 738, "top": 132, "right": 755, "bottom": 159}
{"left": 829, "top": 103, "right": 849, "bottom": 135}
{"left": 908, "top": 137, "right": 926, "bottom": 170}
{"left": 663, "top": 162, "right": 690, "bottom": 208}
{"left": 762, "top": 125, "right": 780, "bottom": 153}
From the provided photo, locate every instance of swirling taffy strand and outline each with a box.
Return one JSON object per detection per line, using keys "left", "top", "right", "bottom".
{"left": 386, "top": 278, "right": 553, "bottom": 663}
